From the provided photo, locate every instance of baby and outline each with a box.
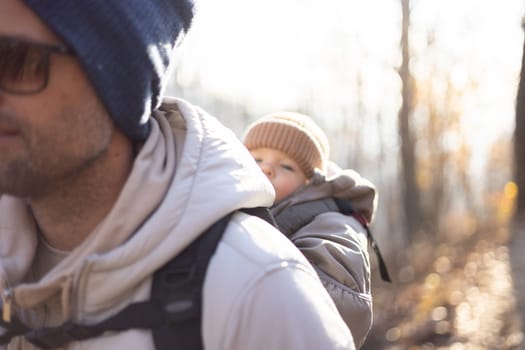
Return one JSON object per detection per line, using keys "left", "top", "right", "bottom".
{"left": 243, "top": 112, "right": 379, "bottom": 348}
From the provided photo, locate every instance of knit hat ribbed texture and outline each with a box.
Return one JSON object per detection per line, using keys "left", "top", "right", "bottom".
{"left": 23, "top": 0, "right": 195, "bottom": 141}
{"left": 243, "top": 112, "right": 329, "bottom": 178}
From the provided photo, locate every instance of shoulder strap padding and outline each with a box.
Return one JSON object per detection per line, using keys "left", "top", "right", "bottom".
{"left": 152, "top": 212, "right": 232, "bottom": 350}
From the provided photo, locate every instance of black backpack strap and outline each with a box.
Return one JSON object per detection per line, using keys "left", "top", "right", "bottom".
{"left": 151, "top": 212, "right": 232, "bottom": 349}
{"left": 0, "top": 317, "right": 30, "bottom": 345}
{"left": 0, "top": 213, "right": 233, "bottom": 349}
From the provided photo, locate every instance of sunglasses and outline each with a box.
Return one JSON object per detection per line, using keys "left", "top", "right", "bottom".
{"left": 0, "top": 35, "right": 73, "bottom": 95}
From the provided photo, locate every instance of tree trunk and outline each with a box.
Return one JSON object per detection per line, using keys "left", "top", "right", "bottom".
{"left": 510, "top": 16, "right": 525, "bottom": 339}
{"left": 515, "top": 19, "right": 525, "bottom": 218}
{"left": 398, "top": 0, "right": 423, "bottom": 241}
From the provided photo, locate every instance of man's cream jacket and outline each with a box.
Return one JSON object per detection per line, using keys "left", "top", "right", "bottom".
{"left": 0, "top": 98, "right": 355, "bottom": 349}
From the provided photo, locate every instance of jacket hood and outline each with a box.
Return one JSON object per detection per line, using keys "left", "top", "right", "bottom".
{"left": 0, "top": 97, "right": 275, "bottom": 314}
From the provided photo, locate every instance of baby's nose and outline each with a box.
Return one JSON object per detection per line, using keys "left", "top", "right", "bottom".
{"left": 260, "top": 163, "right": 274, "bottom": 178}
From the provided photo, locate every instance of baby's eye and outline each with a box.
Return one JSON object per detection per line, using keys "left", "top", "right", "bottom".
{"left": 281, "top": 164, "right": 294, "bottom": 171}
{"left": 253, "top": 158, "right": 262, "bottom": 163}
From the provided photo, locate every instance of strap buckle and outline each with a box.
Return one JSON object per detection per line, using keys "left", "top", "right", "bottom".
{"left": 0, "top": 315, "right": 30, "bottom": 345}
{"left": 25, "top": 321, "right": 103, "bottom": 349}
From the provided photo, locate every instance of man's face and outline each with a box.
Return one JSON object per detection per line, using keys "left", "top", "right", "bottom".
{"left": 0, "top": 0, "right": 114, "bottom": 197}
{"left": 249, "top": 147, "right": 308, "bottom": 204}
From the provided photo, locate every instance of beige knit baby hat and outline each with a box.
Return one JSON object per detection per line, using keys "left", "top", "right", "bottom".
{"left": 243, "top": 112, "right": 330, "bottom": 178}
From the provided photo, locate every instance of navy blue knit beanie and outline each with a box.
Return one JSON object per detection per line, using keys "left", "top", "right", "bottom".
{"left": 23, "top": 0, "right": 195, "bottom": 140}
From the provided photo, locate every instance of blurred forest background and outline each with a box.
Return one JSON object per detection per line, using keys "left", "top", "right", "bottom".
{"left": 167, "top": 0, "right": 525, "bottom": 348}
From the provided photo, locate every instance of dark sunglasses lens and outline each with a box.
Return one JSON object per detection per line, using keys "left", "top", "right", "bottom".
{"left": 0, "top": 39, "right": 48, "bottom": 93}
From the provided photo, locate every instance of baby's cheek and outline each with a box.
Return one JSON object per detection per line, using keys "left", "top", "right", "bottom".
{"left": 274, "top": 181, "right": 299, "bottom": 202}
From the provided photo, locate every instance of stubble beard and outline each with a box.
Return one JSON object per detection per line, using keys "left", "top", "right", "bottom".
{"left": 0, "top": 104, "right": 113, "bottom": 199}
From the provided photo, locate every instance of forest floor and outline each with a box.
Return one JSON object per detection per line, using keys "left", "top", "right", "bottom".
{"left": 362, "top": 222, "right": 523, "bottom": 350}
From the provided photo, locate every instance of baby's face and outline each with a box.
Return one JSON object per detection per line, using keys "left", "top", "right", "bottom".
{"left": 250, "top": 148, "right": 308, "bottom": 204}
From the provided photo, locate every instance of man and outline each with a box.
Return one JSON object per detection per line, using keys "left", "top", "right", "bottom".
{"left": 0, "top": 0, "right": 356, "bottom": 349}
